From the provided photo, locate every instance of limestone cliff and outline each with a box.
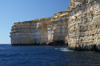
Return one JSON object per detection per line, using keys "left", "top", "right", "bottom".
{"left": 10, "top": 0, "right": 100, "bottom": 51}
{"left": 68, "top": 0, "right": 100, "bottom": 50}
{"left": 10, "top": 11, "right": 69, "bottom": 45}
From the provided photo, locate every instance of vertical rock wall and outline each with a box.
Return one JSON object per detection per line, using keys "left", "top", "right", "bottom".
{"left": 68, "top": 0, "right": 100, "bottom": 50}
{"left": 10, "top": 22, "right": 35, "bottom": 45}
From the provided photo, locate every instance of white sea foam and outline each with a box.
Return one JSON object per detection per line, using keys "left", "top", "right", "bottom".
{"left": 55, "top": 47, "right": 73, "bottom": 52}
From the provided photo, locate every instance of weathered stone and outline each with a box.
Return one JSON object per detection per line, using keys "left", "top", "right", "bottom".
{"left": 68, "top": 0, "right": 100, "bottom": 50}
{"left": 10, "top": 0, "right": 100, "bottom": 51}
{"left": 10, "top": 11, "right": 69, "bottom": 46}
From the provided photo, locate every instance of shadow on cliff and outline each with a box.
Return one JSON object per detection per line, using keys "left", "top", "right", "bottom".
{"left": 47, "top": 40, "right": 67, "bottom": 46}
{"left": 70, "top": 45, "right": 99, "bottom": 51}
{"left": 12, "top": 40, "right": 68, "bottom": 46}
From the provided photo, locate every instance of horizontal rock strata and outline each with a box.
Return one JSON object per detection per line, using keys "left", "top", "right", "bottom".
{"left": 10, "top": 0, "right": 100, "bottom": 51}
{"left": 10, "top": 11, "right": 69, "bottom": 45}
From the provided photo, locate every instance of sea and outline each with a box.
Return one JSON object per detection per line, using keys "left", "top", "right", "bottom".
{"left": 0, "top": 44, "right": 100, "bottom": 66}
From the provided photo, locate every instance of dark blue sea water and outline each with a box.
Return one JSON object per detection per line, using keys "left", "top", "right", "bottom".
{"left": 0, "top": 44, "right": 100, "bottom": 66}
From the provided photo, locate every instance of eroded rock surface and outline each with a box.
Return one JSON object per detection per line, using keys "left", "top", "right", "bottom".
{"left": 10, "top": 11, "right": 69, "bottom": 45}
{"left": 10, "top": 0, "right": 100, "bottom": 51}
{"left": 68, "top": 0, "right": 100, "bottom": 50}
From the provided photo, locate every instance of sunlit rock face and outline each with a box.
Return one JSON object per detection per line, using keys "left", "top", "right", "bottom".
{"left": 10, "top": 0, "right": 100, "bottom": 50}
{"left": 10, "top": 11, "right": 69, "bottom": 45}
{"left": 68, "top": 0, "right": 100, "bottom": 50}
{"left": 10, "top": 22, "right": 35, "bottom": 45}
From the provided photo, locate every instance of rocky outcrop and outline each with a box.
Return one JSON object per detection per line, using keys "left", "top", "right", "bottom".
{"left": 10, "top": 11, "right": 69, "bottom": 45}
{"left": 68, "top": 0, "right": 100, "bottom": 50}
{"left": 10, "top": 0, "right": 100, "bottom": 51}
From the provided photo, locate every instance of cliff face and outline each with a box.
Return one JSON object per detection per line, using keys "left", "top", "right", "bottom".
{"left": 10, "top": 11, "right": 69, "bottom": 45}
{"left": 68, "top": 0, "right": 100, "bottom": 50}
{"left": 10, "top": 0, "right": 100, "bottom": 50}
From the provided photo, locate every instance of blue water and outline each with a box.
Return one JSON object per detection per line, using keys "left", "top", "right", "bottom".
{"left": 0, "top": 44, "right": 100, "bottom": 66}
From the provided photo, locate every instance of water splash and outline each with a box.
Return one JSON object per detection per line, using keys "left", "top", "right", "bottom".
{"left": 55, "top": 47, "right": 73, "bottom": 52}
